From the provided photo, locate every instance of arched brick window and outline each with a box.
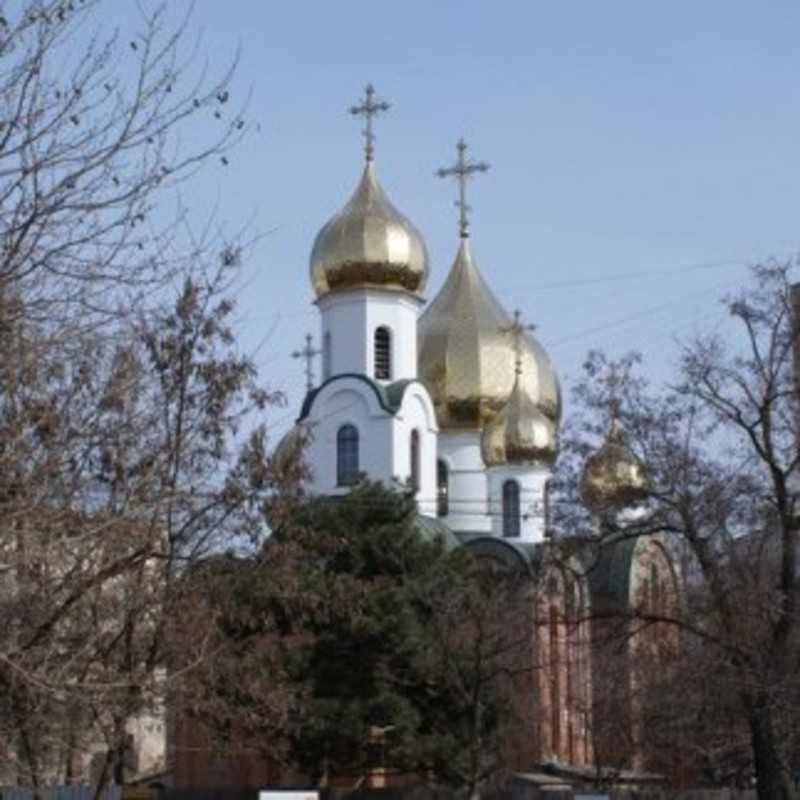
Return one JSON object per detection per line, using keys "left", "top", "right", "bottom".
{"left": 650, "top": 563, "right": 661, "bottom": 615}
{"left": 549, "top": 602, "right": 562, "bottom": 754}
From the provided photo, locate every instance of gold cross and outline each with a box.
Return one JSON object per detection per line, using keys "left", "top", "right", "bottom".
{"left": 292, "top": 333, "right": 322, "bottom": 393}
{"left": 436, "top": 139, "right": 490, "bottom": 239}
{"left": 349, "top": 84, "right": 391, "bottom": 163}
{"left": 500, "top": 309, "right": 536, "bottom": 376}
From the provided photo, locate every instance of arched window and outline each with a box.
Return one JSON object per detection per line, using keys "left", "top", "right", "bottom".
{"left": 410, "top": 430, "right": 421, "bottom": 492}
{"left": 437, "top": 459, "right": 449, "bottom": 517}
{"left": 336, "top": 424, "right": 359, "bottom": 486}
{"left": 564, "top": 577, "right": 582, "bottom": 763}
{"left": 323, "top": 331, "right": 332, "bottom": 381}
{"left": 374, "top": 326, "right": 391, "bottom": 380}
{"left": 549, "top": 603, "right": 562, "bottom": 755}
{"left": 650, "top": 563, "right": 661, "bottom": 616}
{"left": 502, "top": 479, "right": 520, "bottom": 538}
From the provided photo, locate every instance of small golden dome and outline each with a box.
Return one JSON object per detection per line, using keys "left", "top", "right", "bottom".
{"left": 272, "top": 422, "right": 309, "bottom": 474}
{"left": 580, "top": 419, "right": 648, "bottom": 513}
{"left": 418, "top": 239, "right": 561, "bottom": 431}
{"left": 481, "top": 376, "right": 558, "bottom": 467}
{"left": 310, "top": 162, "right": 429, "bottom": 299}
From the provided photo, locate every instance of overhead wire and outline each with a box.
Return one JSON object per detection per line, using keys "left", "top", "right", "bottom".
{"left": 257, "top": 273, "right": 740, "bottom": 426}
{"left": 246, "top": 245, "right": 795, "bottom": 472}
{"left": 235, "top": 246, "right": 782, "bottom": 326}
{"left": 493, "top": 249, "right": 794, "bottom": 295}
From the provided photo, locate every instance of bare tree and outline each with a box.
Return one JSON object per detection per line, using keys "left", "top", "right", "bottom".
{"left": 416, "top": 554, "right": 535, "bottom": 800}
{"left": 0, "top": 0, "right": 242, "bottom": 326}
{"left": 0, "top": 260, "right": 290, "bottom": 789}
{"left": 0, "top": 1, "right": 292, "bottom": 790}
{"left": 564, "top": 263, "right": 800, "bottom": 800}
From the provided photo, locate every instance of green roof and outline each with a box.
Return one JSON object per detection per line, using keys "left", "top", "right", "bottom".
{"left": 298, "top": 374, "right": 422, "bottom": 422}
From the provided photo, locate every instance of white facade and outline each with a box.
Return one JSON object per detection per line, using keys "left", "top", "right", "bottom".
{"left": 436, "top": 432, "right": 491, "bottom": 534}
{"left": 301, "top": 375, "right": 439, "bottom": 517}
{"left": 391, "top": 384, "right": 439, "bottom": 517}
{"left": 295, "top": 147, "right": 558, "bottom": 541}
{"left": 318, "top": 289, "right": 424, "bottom": 383}
{"left": 302, "top": 293, "right": 556, "bottom": 537}
{"left": 486, "top": 465, "right": 551, "bottom": 542}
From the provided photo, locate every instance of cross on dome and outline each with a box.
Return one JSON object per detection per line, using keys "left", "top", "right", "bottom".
{"left": 349, "top": 84, "right": 391, "bottom": 163}
{"left": 436, "top": 139, "right": 490, "bottom": 239}
{"left": 599, "top": 362, "right": 632, "bottom": 438}
{"left": 601, "top": 363, "right": 624, "bottom": 418}
{"left": 291, "top": 333, "right": 321, "bottom": 393}
{"left": 500, "top": 309, "right": 536, "bottom": 377}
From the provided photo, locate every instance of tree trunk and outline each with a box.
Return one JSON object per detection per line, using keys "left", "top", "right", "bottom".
{"left": 750, "top": 701, "right": 793, "bottom": 800}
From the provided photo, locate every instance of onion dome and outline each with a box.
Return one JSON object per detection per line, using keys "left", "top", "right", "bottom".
{"left": 418, "top": 239, "right": 561, "bottom": 431}
{"left": 481, "top": 374, "right": 558, "bottom": 467}
{"left": 580, "top": 417, "right": 648, "bottom": 513}
{"left": 309, "top": 162, "right": 429, "bottom": 299}
{"left": 272, "top": 422, "right": 309, "bottom": 474}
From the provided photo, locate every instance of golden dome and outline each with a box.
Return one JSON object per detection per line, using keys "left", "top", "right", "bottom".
{"left": 272, "top": 422, "right": 310, "bottom": 474}
{"left": 418, "top": 239, "right": 561, "bottom": 431}
{"left": 580, "top": 418, "right": 648, "bottom": 513}
{"left": 481, "top": 376, "right": 558, "bottom": 467}
{"left": 310, "top": 162, "right": 429, "bottom": 299}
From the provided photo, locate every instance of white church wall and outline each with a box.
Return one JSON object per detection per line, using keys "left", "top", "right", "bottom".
{"left": 487, "top": 465, "right": 550, "bottom": 542}
{"left": 437, "top": 431, "right": 491, "bottom": 534}
{"left": 303, "top": 380, "right": 395, "bottom": 495}
{"left": 318, "top": 289, "right": 423, "bottom": 382}
{"left": 392, "top": 385, "right": 438, "bottom": 517}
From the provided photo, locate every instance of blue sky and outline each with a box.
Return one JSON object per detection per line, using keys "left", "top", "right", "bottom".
{"left": 101, "top": 2, "right": 800, "bottom": 434}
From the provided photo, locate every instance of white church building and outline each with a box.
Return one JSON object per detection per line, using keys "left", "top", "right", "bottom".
{"left": 278, "top": 85, "right": 563, "bottom": 545}
{"left": 172, "top": 88, "right": 667, "bottom": 783}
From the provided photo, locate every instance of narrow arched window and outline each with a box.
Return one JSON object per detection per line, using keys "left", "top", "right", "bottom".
{"left": 336, "top": 424, "right": 359, "bottom": 486}
{"left": 410, "top": 430, "right": 420, "bottom": 492}
{"left": 323, "top": 331, "right": 332, "bottom": 380}
{"left": 650, "top": 563, "right": 661, "bottom": 616}
{"left": 549, "top": 603, "right": 562, "bottom": 755}
{"left": 437, "top": 459, "right": 449, "bottom": 517}
{"left": 374, "top": 326, "right": 391, "bottom": 380}
{"left": 502, "top": 479, "right": 520, "bottom": 538}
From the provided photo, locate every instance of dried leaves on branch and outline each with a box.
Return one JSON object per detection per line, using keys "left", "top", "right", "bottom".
{"left": 561, "top": 263, "right": 800, "bottom": 800}
{"left": 0, "top": 0, "right": 244, "bottom": 325}
{"left": 0, "top": 0, "right": 290, "bottom": 789}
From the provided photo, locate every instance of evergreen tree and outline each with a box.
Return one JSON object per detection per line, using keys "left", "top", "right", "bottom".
{"left": 190, "top": 481, "right": 530, "bottom": 798}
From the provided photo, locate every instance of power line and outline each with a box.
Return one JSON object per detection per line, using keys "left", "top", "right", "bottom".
{"left": 236, "top": 247, "right": 793, "bottom": 325}
{"left": 494, "top": 250, "right": 787, "bottom": 295}
{"left": 547, "top": 279, "right": 733, "bottom": 349}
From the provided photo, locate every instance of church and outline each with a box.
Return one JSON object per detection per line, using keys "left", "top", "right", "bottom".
{"left": 266, "top": 84, "right": 682, "bottom": 785}
{"left": 278, "top": 85, "right": 563, "bottom": 542}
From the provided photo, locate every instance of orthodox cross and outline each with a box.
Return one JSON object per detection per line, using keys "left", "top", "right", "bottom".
{"left": 600, "top": 363, "right": 625, "bottom": 425}
{"left": 349, "top": 84, "right": 390, "bottom": 163}
{"left": 292, "top": 333, "right": 321, "bottom": 393}
{"left": 500, "top": 309, "right": 536, "bottom": 376}
{"left": 436, "top": 139, "right": 490, "bottom": 239}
